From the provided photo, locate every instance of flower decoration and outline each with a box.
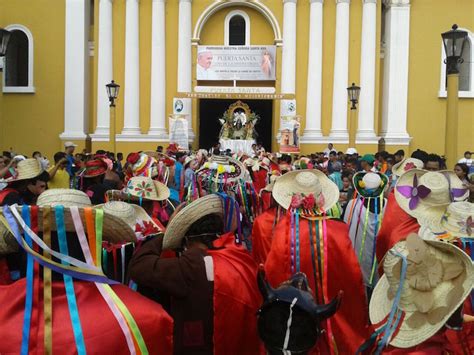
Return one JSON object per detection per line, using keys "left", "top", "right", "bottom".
{"left": 133, "top": 180, "right": 153, "bottom": 197}
{"left": 290, "top": 193, "right": 324, "bottom": 211}
{"left": 458, "top": 216, "right": 473, "bottom": 236}
{"left": 404, "top": 162, "right": 416, "bottom": 172}
{"left": 396, "top": 174, "right": 431, "bottom": 210}
{"left": 302, "top": 194, "right": 316, "bottom": 210}
{"left": 290, "top": 194, "right": 304, "bottom": 209}
{"left": 135, "top": 221, "right": 161, "bottom": 240}
{"left": 358, "top": 180, "right": 366, "bottom": 188}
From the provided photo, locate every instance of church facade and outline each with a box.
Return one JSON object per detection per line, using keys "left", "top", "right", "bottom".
{"left": 0, "top": 0, "right": 473, "bottom": 158}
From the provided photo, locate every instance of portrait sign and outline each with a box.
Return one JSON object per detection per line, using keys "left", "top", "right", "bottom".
{"left": 279, "top": 115, "right": 301, "bottom": 154}
{"left": 196, "top": 46, "right": 277, "bottom": 81}
{"left": 169, "top": 115, "right": 189, "bottom": 150}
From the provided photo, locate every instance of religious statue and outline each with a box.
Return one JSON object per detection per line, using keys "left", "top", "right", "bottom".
{"left": 218, "top": 101, "right": 259, "bottom": 141}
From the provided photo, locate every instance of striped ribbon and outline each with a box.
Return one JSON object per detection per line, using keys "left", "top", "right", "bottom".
{"left": 55, "top": 206, "right": 87, "bottom": 355}
{"left": 308, "top": 220, "right": 320, "bottom": 304}
{"left": 289, "top": 211, "right": 295, "bottom": 274}
{"left": 20, "top": 205, "right": 33, "bottom": 355}
{"left": 295, "top": 210, "right": 300, "bottom": 273}
{"left": 359, "top": 197, "right": 372, "bottom": 262}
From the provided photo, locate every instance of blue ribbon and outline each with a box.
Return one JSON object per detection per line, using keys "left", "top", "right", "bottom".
{"left": 308, "top": 220, "right": 320, "bottom": 303}
{"left": 295, "top": 210, "right": 300, "bottom": 273}
{"left": 20, "top": 205, "right": 33, "bottom": 355}
{"left": 55, "top": 206, "right": 87, "bottom": 355}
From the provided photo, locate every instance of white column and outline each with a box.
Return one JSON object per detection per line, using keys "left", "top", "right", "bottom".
{"left": 61, "top": 0, "right": 90, "bottom": 141}
{"left": 121, "top": 0, "right": 141, "bottom": 135}
{"left": 280, "top": 0, "right": 298, "bottom": 118}
{"left": 176, "top": 0, "right": 194, "bottom": 140}
{"left": 148, "top": 0, "right": 168, "bottom": 138}
{"left": 302, "top": 0, "right": 324, "bottom": 141}
{"left": 381, "top": 0, "right": 411, "bottom": 145}
{"left": 93, "top": 0, "right": 113, "bottom": 139}
{"left": 329, "top": 0, "right": 350, "bottom": 140}
{"left": 357, "top": 0, "right": 378, "bottom": 143}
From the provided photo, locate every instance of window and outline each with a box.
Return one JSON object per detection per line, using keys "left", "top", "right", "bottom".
{"left": 3, "top": 24, "right": 34, "bottom": 93}
{"left": 224, "top": 10, "right": 250, "bottom": 46}
{"left": 439, "top": 28, "right": 474, "bottom": 98}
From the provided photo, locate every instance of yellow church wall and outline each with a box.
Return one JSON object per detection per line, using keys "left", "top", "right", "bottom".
{"left": 0, "top": 0, "right": 66, "bottom": 160}
{"left": 406, "top": 0, "right": 474, "bottom": 161}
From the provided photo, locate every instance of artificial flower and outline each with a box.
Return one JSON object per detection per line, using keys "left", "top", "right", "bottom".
{"left": 404, "top": 162, "right": 416, "bottom": 172}
{"left": 302, "top": 194, "right": 316, "bottom": 209}
{"left": 290, "top": 194, "right": 303, "bottom": 209}
{"left": 458, "top": 216, "right": 473, "bottom": 236}
{"left": 396, "top": 174, "right": 431, "bottom": 210}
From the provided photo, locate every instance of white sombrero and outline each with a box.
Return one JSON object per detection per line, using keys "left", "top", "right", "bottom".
{"left": 370, "top": 233, "right": 473, "bottom": 348}
{"left": 272, "top": 169, "right": 339, "bottom": 211}
{"left": 392, "top": 158, "right": 424, "bottom": 178}
{"left": 37, "top": 189, "right": 92, "bottom": 208}
{"left": 3, "top": 158, "right": 44, "bottom": 183}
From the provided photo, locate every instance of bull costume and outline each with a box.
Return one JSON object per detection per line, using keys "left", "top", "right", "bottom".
{"left": 129, "top": 194, "right": 261, "bottom": 354}
{"left": 0, "top": 195, "right": 173, "bottom": 354}
{"left": 263, "top": 170, "right": 372, "bottom": 353}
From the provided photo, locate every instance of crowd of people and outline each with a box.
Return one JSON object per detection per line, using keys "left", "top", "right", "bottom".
{"left": 0, "top": 141, "right": 473, "bottom": 354}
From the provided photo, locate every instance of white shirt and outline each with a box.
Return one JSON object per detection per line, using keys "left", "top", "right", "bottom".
{"left": 458, "top": 158, "right": 473, "bottom": 167}
{"left": 197, "top": 65, "right": 218, "bottom": 80}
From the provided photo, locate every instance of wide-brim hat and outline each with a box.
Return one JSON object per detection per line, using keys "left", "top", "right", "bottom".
{"left": 37, "top": 189, "right": 92, "bottom": 208}
{"left": 162, "top": 194, "right": 238, "bottom": 250}
{"left": 1, "top": 204, "right": 137, "bottom": 255}
{"left": 395, "top": 169, "right": 468, "bottom": 219}
{"left": 4, "top": 158, "right": 44, "bottom": 183}
{"left": 353, "top": 171, "right": 388, "bottom": 198}
{"left": 370, "top": 234, "right": 473, "bottom": 348}
{"left": 83, "top": 158, "right": 108, "bottom": 178}
{"left": 124, "top": 176, "right": 170, "bottom": 201}
{"left": 419, "top": 201, "right": 474, "bottom": 240}
{"left": 197, "top": 155, "right": 247, "bottom": 183}
{"left": 392, "top": 158, "right": 424, "bottom": 177}
{"left": 272, "top": 169, "right": 339, "bottom": 211}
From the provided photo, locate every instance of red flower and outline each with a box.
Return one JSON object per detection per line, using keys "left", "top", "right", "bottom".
{"left": 135, "top": 221, "right": 160, "bottom": 239}
{"left": 290, "top": 194, "right": 303, "bottom": 209}
{"left": 404, "top": 162, "right": 416, "bottom": 172}
{"left": 302, "top": 194, "right": 316, "bottom": 209}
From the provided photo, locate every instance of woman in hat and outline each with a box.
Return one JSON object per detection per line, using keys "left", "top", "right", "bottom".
{"left": 0, "top": 193, "right": 173, "bottom": 354}
{"left": 80, "top": 157, "right": 116, "bottom": 205}
{"left": 128, "top": 194, "right": 261, "bottom": 354}
{"left": 264, "top": 170, "right": 372, "bottom": 353}
{"left": 343, "top": 172, "right": 388, "bottom": 291}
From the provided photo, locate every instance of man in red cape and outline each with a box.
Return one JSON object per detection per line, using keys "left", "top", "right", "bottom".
{"left": 263, "top": 169, "right": 372, "bottom": 354}
{"left": 129, "top": 194, "right": 261, "bottom": 354}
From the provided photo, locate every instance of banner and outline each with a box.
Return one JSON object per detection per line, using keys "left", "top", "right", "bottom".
{"left": 279, "top": 115, "right": 301, "bottom": 154}
{"left": 169, "top": 115, "right": 189, "bottom": 150}
{"left": 196, "top": 46, "right": 276, "bottom": 81}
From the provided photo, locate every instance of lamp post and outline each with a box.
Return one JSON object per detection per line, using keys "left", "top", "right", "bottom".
{"left": 106, "top": 80, "right": 120, "bottom": 154}
{"left": 347, "top": 83, "right": 361, "bottom": 148}
{"left": 0, "top": 28, "right": 12, "bottom": 57}
{"left": 441, "top": 24, "right": 468, "bottom": 167}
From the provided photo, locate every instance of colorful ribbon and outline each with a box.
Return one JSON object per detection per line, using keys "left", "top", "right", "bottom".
{"left": 42, "top": 206, "right": 53, "bottom": 355}
{"left": 20, "top": 205, "right": 33, "bottom": 355}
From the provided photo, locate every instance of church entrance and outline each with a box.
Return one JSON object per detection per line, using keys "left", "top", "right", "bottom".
{"left": 198, "top": 99, "right": 273, "bottom": 152}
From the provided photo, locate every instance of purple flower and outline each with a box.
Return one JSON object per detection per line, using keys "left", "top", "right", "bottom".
{"left": 396, "top": 174, "right": 431, "bottom": 210}
{"left": 458, "top": 216, "right": 473, "bottom": 236}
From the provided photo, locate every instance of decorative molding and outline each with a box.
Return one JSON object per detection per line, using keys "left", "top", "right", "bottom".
{"left": 310, "top": 0, "right": 324, "bottom": 3}
{"left": 59, "top": 132, "right": 88, "bottom": 140}
{"left": 335, "top": 0, "right": 351, "bottom": 3}
{"left": 192, "top": 0, "right": 282, "bottom": 46}
{"left": 438, "top": 90, "right": 474, "bottom": 99}
{"left": 379, "top": 134, "right": 412, "bottom": 145}
{"left": 2, "top": 86, "right": 35, "bottom": 93}
{"left": 363, "top": 0, "right": 377, "bottom": 4}
{"left": 382, "top": 0, "right": 410, "bottom": 7}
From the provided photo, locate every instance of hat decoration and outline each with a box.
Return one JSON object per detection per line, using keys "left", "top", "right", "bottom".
{"left": 1, "top": 204, "right": 150, "bottom": 354}
{"left": 359, "top": 234, "right": 473, "bottom": 351}
{"left": 127, "top": 152, "right": 156, "bottom": 179}
{"left": 392, "top": 158, "right": 424, "bottom": 178}
{"left": 397, "top": 174, "right": 431, "bottom": 210}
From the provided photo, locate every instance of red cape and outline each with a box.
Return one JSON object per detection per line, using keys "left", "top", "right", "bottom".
{"left": 252, "top": 168, "right": 268, "bottom": 194}
{"left": 251, "top": 207, "right": 277, "bottom": 265}
{"left": 209, "top": 233, "right": 262, "bottom": 354}
{"left": 264, "top": 216, "right": 372, "bottom": 354}
{"left": 0, "top": 280, "right": 173, "bottom": 354}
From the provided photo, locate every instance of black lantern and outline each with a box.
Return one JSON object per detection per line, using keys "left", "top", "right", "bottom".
{"left": 347, "top": 83, "right": 361, "bottom": 110}
{"left": 442, "top": 24, "right": 468, "bottom": 75}
{"left": 0, "top": 28, "right": 12, "bottom": 57}
{"left": 106, "top": 80, "right": 120, "bottom": 107}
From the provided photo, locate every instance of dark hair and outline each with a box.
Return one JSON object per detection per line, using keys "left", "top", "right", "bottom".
{"left": 394, "top": 149, "right": 405, "bottom": 157}
{"left": 175, "top": 152, "right": 186, "bottom": 160}
{"left": 329, "top": 151, "right": 337, "bottom": 157}
{"left": 53, "top": 151, "right": 66, "bottom": 164}
{"left": 411, "top": 149, "right": 429, "bottom": 163}
{"left": 184, "top": 213, "right": 224, "bottom": 249}
{"left": 32, "top": 151, "right": 41, "bottom": 157}
{"left": 465, "top": 151, "right": 472, "bottom": 156}
{"left": 117, "top": 152, "right": 123, "bottom": 160}
{"left": 455, "top": 163, "right": 469, "bottom": 178}
{"left": 96, "top": 149, "right": 107, "bottom": 155}
{"left": 426, "top": 153, "right": 442, "bottom": 165}
{"left": 30, "top": 171, "right": 50, "bottom": 185}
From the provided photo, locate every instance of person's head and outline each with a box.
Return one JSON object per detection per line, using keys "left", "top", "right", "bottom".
{"left": 337, "top": 151, "right": 344, "bottom": 160}
{"left": 64, "top": 142, "right": 77, "bottom": 155}
{"left": 332, "top": 161, "right": 342, "bottom": 172}
{"left": 328, "top": 143, "right": 333, "bottom": 150}
{"left": 0, "top": 155, "right": 10, "bottom": 169}
{"left": 96, "top": 149, "right": 107, "bottom": 155}
{"left": 53, "top": 152, "right": 67, "bottom": 168}
{"left": 411, "top": 149, "right": 428, "bottom": 163}
{"left": 156, "top": 146, "right": 163, "bottom": 153}
{"left": 197, "top": 51, "right": 213, "bottom": 70}
{"left": 454, "top": 163, "right": 469, "bottom": 180}
{"left": 27, "top": 171, "right": 50, "bottom": 196}
{"left": 329, "top": 151, "right": 337, "bottom": 162}
{"left": 378, "top": 151, "right": 389, "bottom": 163}
{"left": 32, "top": 151, "right": 42, "bottom": 159}
{"left": 175, "top": 152, "right": 186, "bottom": 163}
{"left": 386, "top": 156, "right": 395, "bottom": 171}
{"left": 394, "top": 149, "right": 405, "bottom": 163}
{"left": 117, "top": 152, "right": 123, "bottom": 161}
{"left": 342, "top": 171, "right": 352, "bottom": 189}
{"left": 183, "top": 213, "right": 224, "bottom": 250}
{"left": 360, "top": 154, "right": 375, "bottom": 171}
{"left": 464, "top": 151, "right": 472, "bottom": 159}
{"left": 425, "top": 154, "right": 442, "bottom": 171}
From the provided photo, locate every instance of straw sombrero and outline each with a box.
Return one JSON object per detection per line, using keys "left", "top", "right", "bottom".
{"left": 419, "top": 201, "right": 474, "bottom": 240}
{"left": 1, "top": 204, "right": 137, "bottom": 249}
{"left": 95, "top": 201, "right": 162, "bottom": 240}
{"left": 4, "top": 158, "right": 44, "bottom": 182}
{"left": 124, "top": 176, "right": 170, "bottom": 201}
{"left": 272, "top": 169, "right": 339, "bottom": 212}
{"left": 392, "top": 158, "right": 424, "bottom": 178}
{"left": 162, "top": 194, "right": 238, "bottom": 250}
{"left": 353, "top": 172, "right": 388, "bottom": 198}
{"left": 370, "top": 233, "right": 473, "bottom": 348}
{"left": 395, "top": 169, "right": 468, "bottom": 219}
{"left": 197, "top": 155, "right": 247, "bottom": 183}
{"left": 83, "top": 158, "right": 108, "bottom": 178}
{"left": 37, "top": 189, "right": 92, "bottom": 208}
